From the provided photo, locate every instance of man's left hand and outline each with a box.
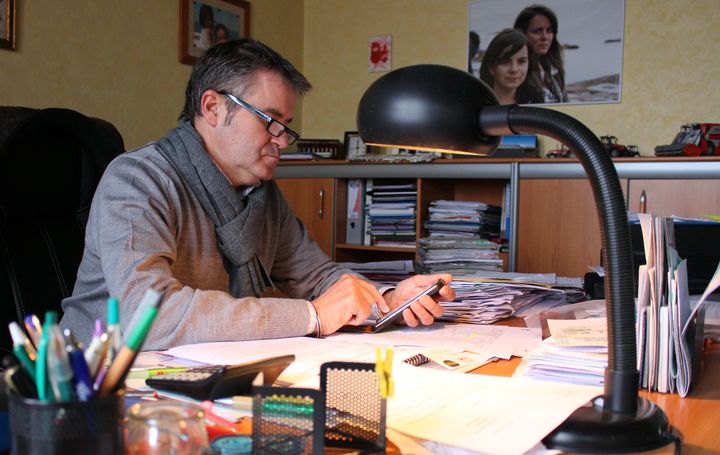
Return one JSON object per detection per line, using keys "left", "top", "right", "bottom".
{"left": 384, "top": 274, "right": 454, "bottom": 327}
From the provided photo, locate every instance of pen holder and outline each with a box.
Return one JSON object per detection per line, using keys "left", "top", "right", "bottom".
{"left": 8, "top": 391, "right": 124, "bottom": 455}
{"left": 320, "top": 361, "right": 386, "bottom": 452}
{"left": 251, "top": 385, "right": 325, "bottom": 455}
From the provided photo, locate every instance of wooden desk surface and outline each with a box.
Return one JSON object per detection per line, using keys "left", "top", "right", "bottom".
{"left": 474, "top": 341, "right": 720, "bottom": 454}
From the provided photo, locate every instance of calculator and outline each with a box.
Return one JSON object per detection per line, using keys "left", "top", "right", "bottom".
{"left": 145, "top": 354, "right": 295, "bottom": 401}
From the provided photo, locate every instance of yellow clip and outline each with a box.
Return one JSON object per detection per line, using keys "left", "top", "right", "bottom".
{"left": 376, "top": 347, "right": 394, "bottom": 398}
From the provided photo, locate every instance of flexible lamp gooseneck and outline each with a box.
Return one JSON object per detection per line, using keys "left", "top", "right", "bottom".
{"left": 357, "top": 64, "right": 678, "bottom": 452}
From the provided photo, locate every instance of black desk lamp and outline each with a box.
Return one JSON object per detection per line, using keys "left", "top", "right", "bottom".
{"left": 357, "top": 64, "right": 678, "bottom": 452}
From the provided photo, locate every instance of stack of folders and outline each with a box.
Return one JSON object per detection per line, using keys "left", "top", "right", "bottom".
{"left": 635, "top": 213, "right": 720, "bottom": 396}
{"left": 364, "top": 179, "right": 417, "bottom": 248}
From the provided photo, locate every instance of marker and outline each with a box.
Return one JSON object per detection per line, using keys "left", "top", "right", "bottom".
{"left": 23, "top": 314, "right": 42, "bottom": 348}
{"left": 63, "top": 329, "right": 94, "bottom": 401}
{"left": 98, "top": 288, "right": 166, "bottom": 396}
{"left": 9, "top": 322, "right": 37, "bottom": 382}
{"left": 107, "top": 297, "right": 123, "bottom": 361}
{"left": 36, "top": 311, "right": 57, "bottom": 401}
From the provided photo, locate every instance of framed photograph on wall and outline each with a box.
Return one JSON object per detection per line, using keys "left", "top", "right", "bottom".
{"left": 180, "top": 0, "right": 250, "bottom": 65}
{"left": 0, "top": 0, "right": 16, "bottom": 51}
{"left": 468, "top": 0, "right": 625, "bottom": 105}
{"left": 344, "top": 132, "right": 367, "bottom": 160}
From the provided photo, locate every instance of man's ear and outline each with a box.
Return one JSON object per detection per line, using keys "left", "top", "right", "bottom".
{"left": 200, "top": 90, "right": 223, "bottom": 127}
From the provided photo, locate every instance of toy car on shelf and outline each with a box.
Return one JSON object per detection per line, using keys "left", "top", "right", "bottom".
{"left": 599, "top": 135, "right": 640, "bottom": 157}
{"left": 546, "top": 144, "right": 574, "bottom": 158}
{"left": 655, "top": 123, "right": 720, "bottom": 156}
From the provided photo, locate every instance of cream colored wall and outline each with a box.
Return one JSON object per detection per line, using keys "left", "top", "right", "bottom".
{"left": 0, "top": 0, "right": 304, "bottom": 150}
{"left": 301, "top": 0, "right": 720, "bottom": 156}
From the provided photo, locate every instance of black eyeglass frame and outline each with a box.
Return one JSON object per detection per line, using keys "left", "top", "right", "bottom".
{"left": 220, "top": 92, "right": 300, "bottom": 145}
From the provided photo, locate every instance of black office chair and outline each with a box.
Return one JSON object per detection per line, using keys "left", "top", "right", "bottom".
{"left": 0, "top": 107, "right": 125, "bottom": 353}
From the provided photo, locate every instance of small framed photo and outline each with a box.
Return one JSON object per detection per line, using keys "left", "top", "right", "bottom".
{"left": 0, "top": 0, "right": 17, "bottom": 51}
{"left": 179, "top": 0, "right": 250, "bottom": 65}
{"left": 344, "top": 132, "right": 367, "bottom": 160}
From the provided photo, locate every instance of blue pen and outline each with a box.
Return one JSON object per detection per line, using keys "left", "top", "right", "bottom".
{"left": 23, "top": 314, "right": 43, "bottom": 348}
{"left": 63, "top": 329, "right": 94, "bottom": 401}
{"left": 36, "top": 311, "right": 57, "bottom": 401}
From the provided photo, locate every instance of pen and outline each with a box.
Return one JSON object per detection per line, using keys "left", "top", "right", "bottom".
{"left": 9, "top": 322, "right": 37, "bottom": 382}
{"left": 84, "top": 319, "right": 109, "bottom": 379}
{"left": 64, "top": 329, "right": 94, "bottom": 401}
{"left": 36, "top": 311, "right": 57, "bottom": 401}
{"left": 127, "top": 367, "right": 190, "bottom": 380}
{"left": 47, "top": 326, "right": 74, "bottom": 401}
{"left": 98, "top": 288, "right": 166, "bottom": 396}
{"left": 23, "top": 314, "right": 42, "bottom": 348}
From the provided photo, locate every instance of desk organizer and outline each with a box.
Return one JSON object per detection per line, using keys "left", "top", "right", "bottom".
{"left": 251, "top": 386, "right": 324, "bottom": 455}
{"left": 8, "top": 391, "right": 124, "bottom": 454}
{"left": 320, "top": 361, "right": 386, "bottom": 452}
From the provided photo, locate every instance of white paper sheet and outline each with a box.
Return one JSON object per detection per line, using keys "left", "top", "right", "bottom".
{"left": 387, "top": 364, "right": 600, "bottom": 455}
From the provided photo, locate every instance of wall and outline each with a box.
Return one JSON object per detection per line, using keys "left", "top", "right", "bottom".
{"left": 301, "top": 0, "right": 720, "bottom": 156}
{"left": 0, "top": 0, "right": 305, "bottom": 150}
{"left": 2, "top": 1, "right": 717, "bottom": 155}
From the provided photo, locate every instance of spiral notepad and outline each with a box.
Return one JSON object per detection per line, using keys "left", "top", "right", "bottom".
{"left": 403, "top": 353, "right": 430, "bottom": 367}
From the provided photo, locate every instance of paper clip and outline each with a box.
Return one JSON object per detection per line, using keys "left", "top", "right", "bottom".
{"left": 376, "top": 347, "right": 394, "bottom": 398}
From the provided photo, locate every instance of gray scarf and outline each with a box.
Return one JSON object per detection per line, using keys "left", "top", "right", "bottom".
{"left": 156, "top": 121, "right": 273, "bottom": 297}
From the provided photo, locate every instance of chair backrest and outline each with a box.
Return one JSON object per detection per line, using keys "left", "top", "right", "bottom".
{"left": 0, "top": 107, "right": 124, "bottom": 352}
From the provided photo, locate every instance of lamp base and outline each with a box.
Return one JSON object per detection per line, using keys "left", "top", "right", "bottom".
{"left": 542, "top": 396, "right": 680, "bottom": 453}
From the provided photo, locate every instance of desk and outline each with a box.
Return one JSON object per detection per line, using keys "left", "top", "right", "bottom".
{"left": 475, "top": 341, "right": 720, "bottom": 454}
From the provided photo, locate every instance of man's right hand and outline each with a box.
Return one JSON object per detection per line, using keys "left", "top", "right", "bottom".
{"left": 310, "top": 274, "right": 389, "bottom": 336}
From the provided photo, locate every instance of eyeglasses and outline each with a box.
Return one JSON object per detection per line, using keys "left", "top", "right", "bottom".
{"left": 221, "top": 92, "right": 299, "bottom": 145}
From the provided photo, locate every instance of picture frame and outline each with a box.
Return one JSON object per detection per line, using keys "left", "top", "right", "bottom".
{"left": 344, "top": 132, "right": 367, "bottom": 160}
{"left": 179, "top": 0, "right": 250, "bottom": 65}
{"left": 468, "top": 0, "right": 625, "bottom": 105}
{"left": 0, "top": 0, "right": 16, "bottom": 51}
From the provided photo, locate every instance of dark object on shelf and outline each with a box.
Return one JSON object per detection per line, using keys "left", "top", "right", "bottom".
{"left": 599, "top": 135, "right": 639, "bottom": 157}
{"left": 357, "top": 63, "right": 676, "bottom": 453}
{"left": 583, "top": 272, "right": 605, "bottom": 300}
{"left": 655, "top": 123, "right": 720, "bottom": 157}
{"left": 296, "top": 138, "right": 343, "bottom": 159}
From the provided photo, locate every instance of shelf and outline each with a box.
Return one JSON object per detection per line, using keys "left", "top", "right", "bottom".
{"left": 335, "top": 243, "right": 417, "bottom": 253}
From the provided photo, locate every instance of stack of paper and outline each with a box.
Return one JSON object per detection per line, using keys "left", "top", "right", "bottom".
{"left": 415, "top": 237, "right": 503, "bottom": 275}
{"left": 424, "top": 200, "right": 501, "bottom": 239}
{"left": 514, "top": 318, "right": 608, "bottom": 387}
{"left": 438, "top": 278, "right": 576, "bottom": 325}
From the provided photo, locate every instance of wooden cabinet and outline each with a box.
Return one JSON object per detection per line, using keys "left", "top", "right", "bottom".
{"left": 275, "top": 178, "right": 334, "bottom": 257}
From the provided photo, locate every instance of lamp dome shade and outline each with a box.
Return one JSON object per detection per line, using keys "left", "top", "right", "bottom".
{"left": 357, "top": 64, "right": 501, "bottom": 156}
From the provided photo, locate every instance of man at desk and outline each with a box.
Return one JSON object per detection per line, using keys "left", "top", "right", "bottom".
{"left": 60, "top": 39, "right": 453, "bottom": 350}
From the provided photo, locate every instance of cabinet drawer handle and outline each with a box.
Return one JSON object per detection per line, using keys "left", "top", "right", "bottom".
{"left": 639, "top": 190, "right": 647, "bottom": 214}
{"left": 318, "top": 188, "right": 325, "bottom": 219}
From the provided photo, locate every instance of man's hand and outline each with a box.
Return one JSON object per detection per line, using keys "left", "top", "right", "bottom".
{"left": 310, "top": 274, "right": 390, "bottom": 335}
{"left": 384, "top": 274, "right": 454, "bottom": 327}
